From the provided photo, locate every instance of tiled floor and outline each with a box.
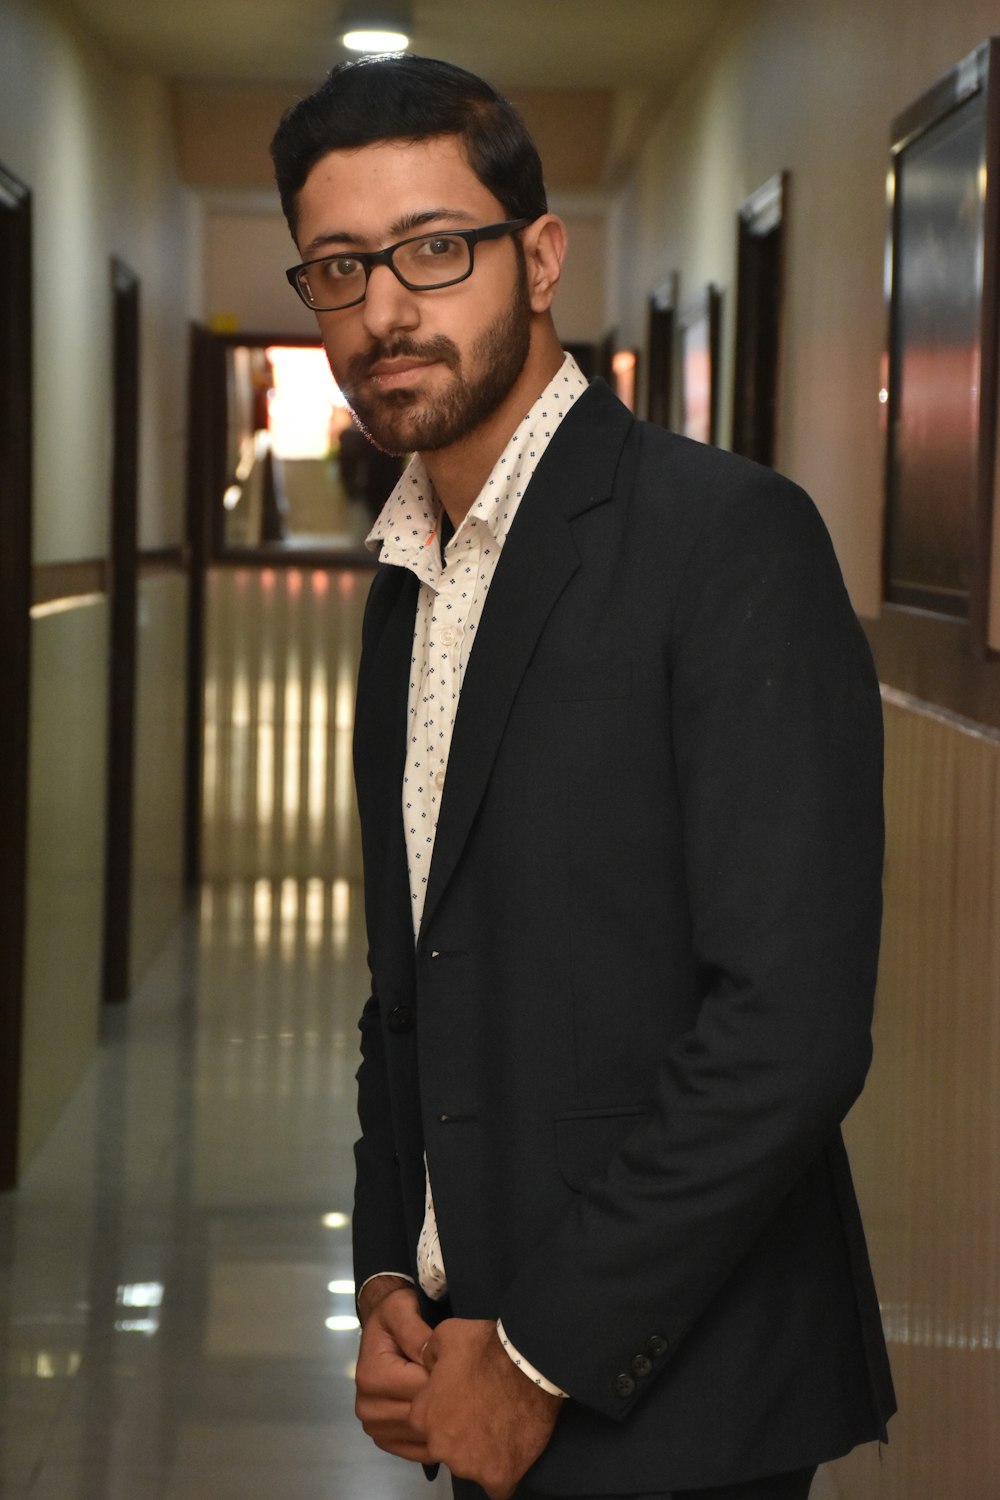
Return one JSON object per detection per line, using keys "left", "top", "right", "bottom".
{"left": 0, "top": 566, "right": 447, "bottom": 1499}
{"left": 0, "top": 882, "right": 449, "bottom": 1499}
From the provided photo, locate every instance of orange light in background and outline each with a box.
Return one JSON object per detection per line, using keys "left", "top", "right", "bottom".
{"left": 265, "top": 346, "right": 350, "bottom": 460}
{"left": 612, "top": 349, "right": 637, "bottom": 413}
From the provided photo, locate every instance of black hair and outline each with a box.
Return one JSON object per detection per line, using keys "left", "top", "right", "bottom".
{"left": 270, "top": 54, "right": 547, "bottom": 238}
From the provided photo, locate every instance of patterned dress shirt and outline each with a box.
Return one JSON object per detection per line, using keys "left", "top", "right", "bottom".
{"left": 363, "top": 352, "right": 588, "bottom": 1395}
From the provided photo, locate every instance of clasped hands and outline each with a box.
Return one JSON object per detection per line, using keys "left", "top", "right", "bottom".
{"left": 355, "top": 1278, "right": 561, "bottom": 1499}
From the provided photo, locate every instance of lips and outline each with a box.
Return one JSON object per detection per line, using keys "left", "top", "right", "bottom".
{"left": 348, "top": 336, "right": 461, "bottom": 394}
{"left": 369, "top": 358, "right": 438, "bottom": 389}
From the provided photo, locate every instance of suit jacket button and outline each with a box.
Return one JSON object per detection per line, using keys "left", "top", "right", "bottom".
{"left": 612, "top": 1372, "right": 636, "bottom": 1399}
{"left": 644, "top": 1334, "right": 669, "bottom": 1359}
{"left": 630, "top": 1353, "right": 653, "bottom": 1379}
{"left": 387, "top": 1005, "right": 415, "bottom": 1033}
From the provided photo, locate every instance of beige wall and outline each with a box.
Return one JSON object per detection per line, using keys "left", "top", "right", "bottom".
{"left": 829, "top": 692, "right": 1000, "bottom": 1499}
{"left": 1, "top": 0, "right": 200, "bottom": 1173}
{"left": 1, "top": 0, "right": 200, "bottom": 557}
{"left": 609, "top": 0, "right": 1000, "bottom": 617}
{"left": 19, "top": 601, "right": 108, "bottom": 1173}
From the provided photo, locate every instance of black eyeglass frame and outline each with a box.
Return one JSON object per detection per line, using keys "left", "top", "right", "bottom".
{"left": 285, "top": 218, "right": 531, "bottom": 311}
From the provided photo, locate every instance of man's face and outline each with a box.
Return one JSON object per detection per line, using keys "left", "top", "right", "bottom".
{"left": 294, "top": 135, "right": 531, "bottom": 456}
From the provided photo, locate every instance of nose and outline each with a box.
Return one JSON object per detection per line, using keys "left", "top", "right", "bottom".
{"left": 360, "top": 263, "right": 420, "bottom": 342}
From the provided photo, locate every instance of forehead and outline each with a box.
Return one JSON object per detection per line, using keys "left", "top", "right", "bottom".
{"left": 295, "top": 134, "right": 504, "bottom": 248}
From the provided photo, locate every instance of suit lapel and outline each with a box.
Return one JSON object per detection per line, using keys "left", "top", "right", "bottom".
{"left": 418, "top": 381, "right": 634, "bottom": 942}
{"left": 354, "top": 567, "right": 419, "bottom": 965}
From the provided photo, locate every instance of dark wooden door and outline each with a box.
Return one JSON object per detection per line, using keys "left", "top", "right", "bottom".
{"left": 732, "top": 174, "right": 787, "bottom": 467}
{"left": 0, "top": 164, "right": 33, "bottom": 1188}
{"left": 102, "top": 259, "right": 140, "bottom": 1004}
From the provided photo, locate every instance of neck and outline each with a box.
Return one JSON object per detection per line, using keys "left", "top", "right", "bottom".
{"left": 422, "top": 327, "right": 565, "bottom": 528}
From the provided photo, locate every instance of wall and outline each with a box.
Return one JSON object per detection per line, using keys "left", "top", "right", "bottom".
{"left": 831, "top": 691, "right": 1000, "bottom": 1500}
{"left": 0, "top": 0, "right": 200, "bottom": 1174}
{"left": 611, "top": 5, "right": 1000, "bottom": 1493}
{"left": 609, "top": 0, "right": 1000, "bottom": 620}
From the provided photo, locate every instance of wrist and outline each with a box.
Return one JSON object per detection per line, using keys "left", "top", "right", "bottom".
{"left": 357, "top": 1273, "right": 415, "bottom": 1325}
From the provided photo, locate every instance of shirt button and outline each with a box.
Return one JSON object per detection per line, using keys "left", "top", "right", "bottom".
{"left": 386, "top": 1005, "right": 415, "bottom": 1033}
{"left": 612, "top": 1372, "right": 636, "bottom": 1400}
{"left": 434, "top": 770, "right": 446, "bottom": 789}
{"left": 439, "top": 626, "right": 457, "bottom": 645}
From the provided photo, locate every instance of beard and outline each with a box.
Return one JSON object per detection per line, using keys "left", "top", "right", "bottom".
{"left": 337, "top": 271, "right": 532, "bottom": 456}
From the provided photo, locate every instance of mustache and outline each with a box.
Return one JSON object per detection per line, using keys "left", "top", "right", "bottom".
{"left": 345, "top": 335, "right": 461, "bottom": 385}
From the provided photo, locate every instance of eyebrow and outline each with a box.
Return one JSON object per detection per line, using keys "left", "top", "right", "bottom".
{"left": 299, "top": 207, "right": 478, "bottom": 260}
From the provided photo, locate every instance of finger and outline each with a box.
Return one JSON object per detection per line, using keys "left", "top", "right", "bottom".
{"left": 420, "top": 1336, "right": 438, "bottom": 1371}
{"left": 357, "top": 1354, "right": 430, "bottom": 1401}
{"left": 371, "top": 1435, "right": 434, "bottom": 1463}
{"left": 356, "top": 1392, "right": 417, "bottom": 1424}
{"left": 357, "top": 1399, "right": 434, "bottom": 1458}
{"left": 364, "top": 1418, "right": 434, "bottom": 1463}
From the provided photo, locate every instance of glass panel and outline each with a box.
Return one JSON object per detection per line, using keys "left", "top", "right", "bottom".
{"left": 887, "top": 94, "right": 986, "bottom": 615}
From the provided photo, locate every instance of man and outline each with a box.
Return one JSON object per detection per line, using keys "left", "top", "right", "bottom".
{"left": 271, "top": 54, "right": 894, "bottom": 1500}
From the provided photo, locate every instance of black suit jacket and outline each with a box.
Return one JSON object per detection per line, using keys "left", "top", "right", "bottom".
{"left": 352, "top": 380, "right": 895, "bottom": 1493}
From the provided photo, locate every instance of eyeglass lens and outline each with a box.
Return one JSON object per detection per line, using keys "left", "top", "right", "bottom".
{"left": 300, "top": 232, "right": 472, "bottom": 309}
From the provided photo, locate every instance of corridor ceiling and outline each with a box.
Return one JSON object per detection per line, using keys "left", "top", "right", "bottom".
{"left": 61, "top": 0, "right": 741, "bottom": 190}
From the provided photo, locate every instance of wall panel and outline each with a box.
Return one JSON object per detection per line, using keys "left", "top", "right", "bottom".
{"left": 130, "top": 572, "right": 190, "bottom": 985}
{"left": 19, "top": 600, "right": 108, "bottom": 1173}
{"left": 826, "top": 690, "right": 1000, "bottom": 1497}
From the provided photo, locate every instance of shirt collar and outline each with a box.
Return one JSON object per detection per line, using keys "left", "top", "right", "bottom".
{"left": 366, "top": 352, "right": 588, "bottom": 587}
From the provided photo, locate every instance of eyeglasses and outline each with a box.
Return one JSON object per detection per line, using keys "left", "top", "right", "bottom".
{"left": 285, "top": 219, "right": 530, "bottom": 311}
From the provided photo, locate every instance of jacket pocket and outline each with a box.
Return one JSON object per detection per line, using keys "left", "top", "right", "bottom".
{"left": 553, "top": 1105, "right": 648, "bottom": 1192}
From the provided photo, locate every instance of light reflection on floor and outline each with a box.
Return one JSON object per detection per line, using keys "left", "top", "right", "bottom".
{"left": 202, "top": 567, "right": 366, "bottom": 884}
{"left": 0, "top": 565, "right": 447, "bottom": 1499}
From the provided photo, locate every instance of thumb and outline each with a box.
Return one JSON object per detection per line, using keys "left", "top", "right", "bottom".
{"left": 384, "top": 1293, "right": 433, "bottom": 1364}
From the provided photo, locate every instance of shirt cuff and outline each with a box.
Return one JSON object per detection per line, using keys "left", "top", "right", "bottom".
{"left": 497, "top": 1319, "right": 569, "bottom": 1398}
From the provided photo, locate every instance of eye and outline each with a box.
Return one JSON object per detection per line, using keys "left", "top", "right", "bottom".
{"left": 410, "top": 234, "right": 463, "bottom": 262}
{"left": 423, "top": 236, "right": 458, "bottom": 257}
{"left": 321, "top": 255, "right": 363, "bottom": 281}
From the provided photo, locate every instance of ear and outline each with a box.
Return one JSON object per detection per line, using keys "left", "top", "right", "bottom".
{"left": 521, "top": 214, "right": 566, "bottom": 313}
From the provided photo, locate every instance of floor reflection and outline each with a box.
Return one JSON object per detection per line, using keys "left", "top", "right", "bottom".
{"left": 0, "top": 560, "right": 446, "bottom": 1499}
{"left": 202, "top": 567, "right": 367, "bottom": 884}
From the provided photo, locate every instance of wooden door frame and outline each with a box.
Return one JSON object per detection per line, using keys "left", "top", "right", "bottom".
{"left": 102, "top": 258, "right": 140, "bottom": 1004}
{"left": 0, "top": 163, "right": 32, "bottom": 1188}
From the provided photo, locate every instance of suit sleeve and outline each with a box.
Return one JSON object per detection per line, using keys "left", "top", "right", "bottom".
{"left": 352, "top": 978, "right": 413, "bottom": 1290}
{"left": 496, "top": 470, "right": 885, "bottom": 1420}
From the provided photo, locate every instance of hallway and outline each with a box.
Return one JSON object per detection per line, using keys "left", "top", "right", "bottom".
{"left": 3, "top": 547, "right": 1000, "bottom": 1498}
{"left": 0, "top": 567, "right": 447, "bottom": 1499}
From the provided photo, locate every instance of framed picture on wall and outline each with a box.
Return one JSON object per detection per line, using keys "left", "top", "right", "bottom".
{"left": 679, "top": 285, "right": 721, "bottom": 445}
{"left": 883, "top": 38, "right": 1000, "bottom": 652}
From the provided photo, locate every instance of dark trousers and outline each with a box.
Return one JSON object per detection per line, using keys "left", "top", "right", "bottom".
{"left": 451, "top": 1466, "right": 817, "bottom": 1500}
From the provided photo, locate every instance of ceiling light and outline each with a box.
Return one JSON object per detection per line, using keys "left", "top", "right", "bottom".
{"left": 338, "top": 1, "right": 412, "bottom": 53}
